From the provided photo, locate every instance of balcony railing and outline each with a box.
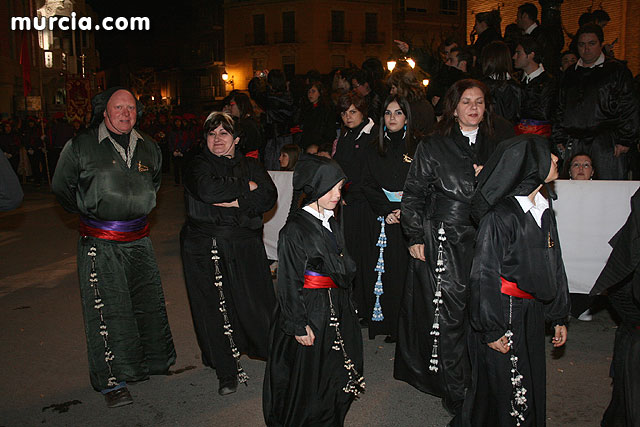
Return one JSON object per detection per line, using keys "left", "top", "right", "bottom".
{"left": 274, "top": 31, "right": 298, "bottom": 44}
{"left": 328, "top": 30, "right": 352, "bottom": 43}
{"left": 245, "top": 33, "right": 269, "bottom": 46}
{"left": 362, "top": 31, "right": 385, "bottom": 45}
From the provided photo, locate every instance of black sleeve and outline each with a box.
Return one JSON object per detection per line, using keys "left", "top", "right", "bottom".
{"left": 51, "top": 139, "right": 81, "bottom": 214}
{"left": 0, "top": 150, "right": 23, "bottom": 211}
{"left": 551, "top": 74, "right": 569, "bottom": 149}
{"left": 401, "top": 141, "right": 432, "bottom": 245}
{"left": 237, "top": 160, "right": 278, "bottom": 215}
{"left": 276, "top": 225, "right": 309, "bottom": 336}
{"left": 362, "top": 149, "right": 394, "bottom": 217}
{"left": 544, "top": 215, "right": 571, "bottom": 326}
{"left": 607, "top": 65, "right": 640, "bottom": 148}
{"left": 183, "top": 156, "right": 250, "bottom": 204}
{"left": 469, "top": 209, "right": 509, "bottom": 344}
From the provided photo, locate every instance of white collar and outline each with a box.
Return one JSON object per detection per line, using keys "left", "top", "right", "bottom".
{"left": 524, "top": 22, "right": 538, "bottom": 35}
{"left": 576, "top": 52, "right": 605, "bottom": 69}
{"left": 523, "top": 64, "right": 545, "bottom": 82}
{"left": 514, "top": 192, "right": 549, "bottom": 228}
{"left": 460, "top": 127, "right": 479, "bottom": 145}
{"left": 356, "top": 117, "right": 375, "bottom": 140}
{"left": 302, "top": 205, "right": 334, "bottom": 231}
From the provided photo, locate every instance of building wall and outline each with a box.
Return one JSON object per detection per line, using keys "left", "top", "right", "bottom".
{"left": 225, "top": 0, "right": 392, "bottom": 90}
{"left": 466, "top": 0, "right": 639, "bottom": 75}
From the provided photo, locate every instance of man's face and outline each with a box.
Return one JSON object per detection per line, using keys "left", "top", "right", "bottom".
{"left": 512, "top": 45, "right": 532, "bottom": 70}
{"left": 516, "top": 12, "right": 526, "bottom": 30}
{"left": 351, "top": 79, "right": 369, "bottom": 96}
{"left": 104, "top": 90, "right": 137, "bottom": 134}
{"left": 577, "top": 33, "right": 603, "bottom": 66}
{"left": 443, "top": 43, "right": 458, "bottom": 61}
{"left": 446, "top": 52, "right": 460, "bottom": 69}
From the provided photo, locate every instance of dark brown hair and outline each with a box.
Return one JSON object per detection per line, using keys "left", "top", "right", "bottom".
{"left": 337, "top": 91, "right": 368, "bottom": 116}
{"left": 280, "top": 144, "right": 301, "bottom": 171}
{"left": 481, "top": 41, "right": 514, "bottom": 80}
{"left": 203, "top": 111, "right": 235, "bottom": 139}
{"left": 433, "top": 79, "right": 494, "bottom": 138}
{"left": 387, "top": 69, "right": 425, "bottom": 102}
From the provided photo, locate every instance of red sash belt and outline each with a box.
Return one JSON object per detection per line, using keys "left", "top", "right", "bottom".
{"left": 515, "top": 120, "right": 552, "bottom": 138}
{"left": 79, "top": 216, "right": 150, "bottom": 242}
{"left": 303, "top": 271, "right": 338, "bottom": 289}
{"left": 500, "top": 277, "right": 534, "bottom": 299}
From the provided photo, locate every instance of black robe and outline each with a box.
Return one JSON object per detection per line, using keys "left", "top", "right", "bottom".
{"left": 263, "top": 209, "right": 363, "bottom": 427}
{"left": 295, "top": 101, "right": 337, "bottom": 149}
{"left": 552, "top": 59, "right": 639, "bottom": 180}
{"left": 333, "top": 118, "right": 379, "bottom": 318}
{"left": 590, "top": 188, "right": 640, "bottom": 427}
{"left": 394, "top": 123, "right": 513, "bottom": 411}
{"left": 464, "top": 197, "right": 570, "bottom": 427}
{"left": 361, "top": 130, "right": 412, "bottom": 339}
{"left": 482, "top": 78, "right": 523, "bottom": 125}
{"left": 180, "top": 148, "right": 277, "bottom": 378}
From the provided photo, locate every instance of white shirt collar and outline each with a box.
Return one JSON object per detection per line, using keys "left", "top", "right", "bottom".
{"left": 460, "top": 127, "right": 478, "bottom": 145}
{"left": 576, "top": 52, "right": 605, "bottom": 69}
{"left": 514, "top": 192, "right": 549, "bottom": 228}
{"left": 302, "top": 205, "right": 334, "bottom": 231}
{"left": 356, "top": 117, "right": 375, "bottom": 140}
{"left": 98, "top": 121, "right": 143, "bottom": 168}
{"left": 524, "top": 22, "right": 538, "bottom": 35}
{"left": 523, "top": 63, "right": 545, "bottom": 83}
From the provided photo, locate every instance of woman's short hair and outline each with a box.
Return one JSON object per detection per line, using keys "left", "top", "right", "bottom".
{"left": 337, "top": 91, "right": 368, "bottom": 116}
{"left": 280, "top": 144, "right": 301, "bottom": 171}
{"left": 434, "top": 79, "right": 494, "bottom": 137}
{"left": 230, "top": 93, "right": 254, "bottom": 119}
{"left": 203, "top": 111, "right": 235, "bottom": 139}
{"left": 387, "top": 69, "right": 424, "bottom": 101}
{"left": 481, "top": 41, "right": 514, "bottom": 80}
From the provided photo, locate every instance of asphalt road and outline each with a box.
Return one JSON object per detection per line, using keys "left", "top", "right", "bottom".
{"left": 0, "top": 180, "right": 617, "bottom": 426}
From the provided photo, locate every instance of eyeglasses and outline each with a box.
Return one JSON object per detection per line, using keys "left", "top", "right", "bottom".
{"left": 570, "top": 162, "right": 592, "bottom": 169}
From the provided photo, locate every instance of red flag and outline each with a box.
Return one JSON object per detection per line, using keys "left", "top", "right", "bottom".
{"left": 20, "top": 33, "right": 32, "bottom": 97}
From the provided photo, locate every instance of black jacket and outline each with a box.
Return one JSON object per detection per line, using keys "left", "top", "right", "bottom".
{"left": 249, "top": 77, "right": 295, "bottom": 138}
{"left": 295, "top": 102, "right": 337, "bottom": 149}
{"left": 333, "top": 118, "right": 378, "bottom": 204}
{"left": 183, "top": 148, "right": 277, "bottom": 231}
{"left": 402, "top": 122, "right": 515, "bottom": 245}
{"left": 482, "top": 78, "right": 523, "bottom": 124}
{"left": 520, "top": 70, "right": 558, "bottom": 122}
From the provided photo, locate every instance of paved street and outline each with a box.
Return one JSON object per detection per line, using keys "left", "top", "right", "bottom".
{"left": 0, "top": 179, "right": 618, "bottom": 426}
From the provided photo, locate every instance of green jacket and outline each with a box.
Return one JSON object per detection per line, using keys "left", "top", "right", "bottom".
{"left": 52, "top": 122, "right": 162, "bottom": 221}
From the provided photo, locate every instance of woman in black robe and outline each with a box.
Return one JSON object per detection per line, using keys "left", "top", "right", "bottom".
{"left": 362, "top": 95, "right": 416, "bottom": 341}
{"left": 464, "top": 134, "right": 569, "bottom": 426}
{"left": 333, "top": 91, "right": 379, "bottom": 321}
{"left": 263, "top": 154, "right": 364, "bottom": 427}
{"left": 394, "top": 79, "right": 515, "bottom": 424}
{"left": 180, "top": 112, "right": 277, "bottom": 395}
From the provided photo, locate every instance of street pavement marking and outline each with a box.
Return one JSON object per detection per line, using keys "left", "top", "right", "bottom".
{"left": 0, "top": 256, "right": 76, "bottom": 298}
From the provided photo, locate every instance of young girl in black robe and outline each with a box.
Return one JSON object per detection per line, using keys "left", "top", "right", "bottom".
{"left": 263, "top": 154, "right": 365, "bottom": 427}
{"left": 464, "top": 134, "right": 570, "bottom": 426}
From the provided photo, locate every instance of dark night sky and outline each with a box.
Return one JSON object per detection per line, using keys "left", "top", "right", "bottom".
{"left": 86, "top": 0, "right": 194, "bottom": 69}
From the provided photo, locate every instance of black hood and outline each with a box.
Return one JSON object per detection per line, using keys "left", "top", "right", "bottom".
{"left": 293, "top": 154, "right": 347, "bottom": 205}
{"left": 471, "top": 134, "right": 554, "bottom": 223}
{"left": 90, "top": 87, "right": 144, "bottom": 128}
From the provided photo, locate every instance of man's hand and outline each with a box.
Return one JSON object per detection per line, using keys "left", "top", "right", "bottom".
{"left": 409, "top": 244, "right": 426, "bottom": 261}
{"left": 213, "top": 200, "right": 239, "bottom": 208}
{"left": 488, "top": 335, "right": 511, "bottom": 354}
{"left": 295, "top": 325, "right": 315, "bottom": 346}
{"left": 249, "top": 180, "right": 258, "bottom": 191}
{"left": 394, "top": 40, "right": 409, "bottom": 54}
{"left": 614, "top": 144, "right": 629, "bottom": 157}
{"left": 473, "top": 164, "right": 484, "bottom": 177}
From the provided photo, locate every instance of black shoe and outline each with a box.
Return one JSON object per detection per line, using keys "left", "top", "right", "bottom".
{"left": 384, "top": 335, "right": 396, "bottom": 343}
{"left": 218, "top": 375, "right": 238, "bottom": 396}
{"left": 359, "top": 317, "right": 369, "bottom": 328}
{"left": 104, "top": 387, "right": 134, "bottom": 408}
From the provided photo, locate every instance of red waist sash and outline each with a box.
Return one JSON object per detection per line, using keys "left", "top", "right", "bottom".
{"left": 500, "top": 277, "right": 534, "bottom": 299}
{"left": 303, "top": 271, "right": 338, "bottom": 289}
{"left": 515, "top": 120, "right": 552, "bottom": 137}
{"left": 79, "top": 216, "right": 150, "bottom": 242}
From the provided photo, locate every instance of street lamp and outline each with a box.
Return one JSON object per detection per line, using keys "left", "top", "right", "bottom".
{"left": 422, "top": 79, "right": 429, "bottom": 87}
{"left": 387, "top": 58, "right": 397, "bottom": 72}
{"left": 222, "top": 70, "right": 229, "bottom": 82}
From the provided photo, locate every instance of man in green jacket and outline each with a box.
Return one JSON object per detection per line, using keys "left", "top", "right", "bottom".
{"left": 52, "top": 87, "right": 176, "bottom": 408}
